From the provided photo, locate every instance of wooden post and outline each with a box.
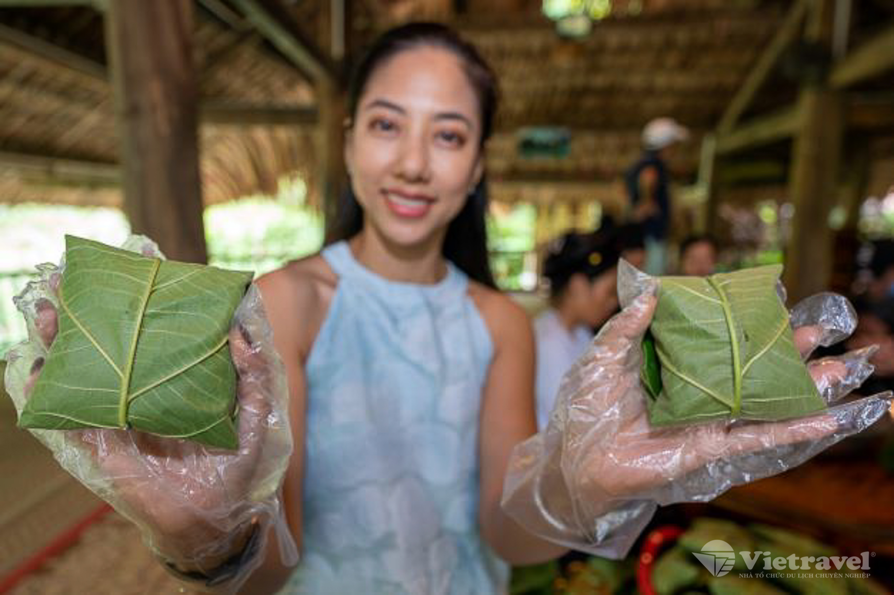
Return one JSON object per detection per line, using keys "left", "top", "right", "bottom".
{"left": 782, "top": 0, "right": 843, "bottom": 302}
{"left": 828, "top": 144, "right": 870, "bottom": 294}
{"left": 105, "top": 0, "right": 207, "bottom": 263}
{"left": 318, "top": 79, "right": 347, "bottom": 238}
{"left": 535, "top": 202, "right": 551, "bottom": 247}
{"left": 699, "top": 133, "right": 719, "bottom": 235}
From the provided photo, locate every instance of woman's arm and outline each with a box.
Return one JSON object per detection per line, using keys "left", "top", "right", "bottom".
{"left": 472, "top": 289, "right": 569, "bottom": 565}
{"left": 231, "top": 266, "right": 319, "bottom": 593}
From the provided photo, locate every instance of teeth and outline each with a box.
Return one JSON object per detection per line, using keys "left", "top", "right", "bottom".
{"left": 387, "top": 193, "right": 428, "bottom": 208}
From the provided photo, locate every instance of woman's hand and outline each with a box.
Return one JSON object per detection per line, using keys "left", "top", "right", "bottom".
{"left": 22, "top": 293, "right": 281, "bottom": 568}
{"left": 502, "top": 279, "right": 891, "bottom": 558}
{"left": 566, "top": 290, "right": 887, "bottom": 500}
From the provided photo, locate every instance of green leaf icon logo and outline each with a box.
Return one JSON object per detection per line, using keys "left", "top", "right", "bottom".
{"left": 693, "top": 539, "right": 736, "bottom": 577}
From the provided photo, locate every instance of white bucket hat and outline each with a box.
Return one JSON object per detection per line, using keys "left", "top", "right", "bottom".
{"left": 642, "top": 117, "right": 690, "bottom": 150}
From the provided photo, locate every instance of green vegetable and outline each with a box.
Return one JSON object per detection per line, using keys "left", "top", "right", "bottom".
{"left": 749, "top": 524, "right": 835, "bottom": 558}
{"left": 509, "top": 561, "right": 558, "bottom": 594}
{"left": 679, "top": 518, "right": 756, "bottom": 572}
{"left": 641, "top": 265, "right": 825, "bottom": 426}
{"left": 18, "top": 235, "right": 253, "bottom": 449}
{"left": 652, "top": 545, "right": 702, "bottom": 595}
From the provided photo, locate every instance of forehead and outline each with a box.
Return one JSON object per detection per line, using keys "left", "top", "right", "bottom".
{"left": 686, "top": 241, "right": 715, "bottom": 256}
{"left": 361, "top": 46, "right": 480, "bottom": 120}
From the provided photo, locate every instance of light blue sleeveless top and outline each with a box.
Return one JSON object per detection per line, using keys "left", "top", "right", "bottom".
{"left": 279, "top": 241, "right": 509, "bottom": 595}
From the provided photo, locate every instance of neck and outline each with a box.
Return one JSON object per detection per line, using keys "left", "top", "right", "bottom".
{"left": 349, "top": 226, "right": 448, "bottom": 284}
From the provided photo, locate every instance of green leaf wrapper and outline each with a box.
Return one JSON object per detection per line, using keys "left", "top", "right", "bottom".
{"left": 18, "top": 235, "right": 253, "bottom": 449}
{"left": 641, "top": 264, "right": 826, "bottom": 426}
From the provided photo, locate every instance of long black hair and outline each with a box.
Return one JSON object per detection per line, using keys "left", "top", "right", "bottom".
{"left": 326, "top": 22, "right": 499, "bottom": 288}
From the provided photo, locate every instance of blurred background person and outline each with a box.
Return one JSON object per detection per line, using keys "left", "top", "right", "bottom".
{"left": 615, "top": 220, "right": 646, "bottom": 271}
{"left": 864, "top": 239, "right": 894, "bottom": 303}
{"left": 845, "top": 296, "right": 894, "bottom": 397}
{"left": 625, "top": 117, "right": 689, "bottom": 276}
{"left": 534, "top": 228, "right": 621, "bottom": 430}
{"left": 678, "top": 233, "right": 718, "bottom": 277}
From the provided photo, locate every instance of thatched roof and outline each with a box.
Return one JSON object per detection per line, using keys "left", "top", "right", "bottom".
{"left": 1, "top": 0, "right": 892, "bottom": 210}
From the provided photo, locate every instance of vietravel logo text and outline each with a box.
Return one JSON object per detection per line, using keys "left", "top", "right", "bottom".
{"left": 693, "top": 539, "right": 874, "bottom": 578}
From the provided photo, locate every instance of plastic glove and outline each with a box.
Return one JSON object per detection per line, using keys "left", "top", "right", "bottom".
{"left": 3, "top": 236, "right": 298, "bottom": 593}
{"left": 502, "top": 261, "right": 892, "bottom": 558}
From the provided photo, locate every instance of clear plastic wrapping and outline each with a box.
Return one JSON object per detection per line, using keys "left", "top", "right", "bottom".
{"left": 3, "top": 236, "right": 298, "bottom": 593}
{"left": 502, "top": 261, "right": 892, "bottom": 558}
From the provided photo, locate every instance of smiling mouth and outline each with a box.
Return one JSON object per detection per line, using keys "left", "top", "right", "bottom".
{"left": 383, "top": 190, "right": 434, "bottom": 218}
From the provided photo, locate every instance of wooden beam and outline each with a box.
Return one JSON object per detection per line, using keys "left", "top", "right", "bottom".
{"left": 715, "top": 160, "right": 787, "bottom": 185}
{"left": 717, "top": 0, "right": 808, "bottom": 134}
{"left": 0, "top": 1, "right": 97, "bottom": 6}
{"left": 492, "top": 171, "right": 618, "bottom": 185}
{"left": 197, "top": 0, "right": 252, "bottom": 31}
{"left": 848, "top": 99, "right": 894, "bottom": 129}
{"left": 0, "top": 22, "right": 106, "bottom": 82}
{"left": 830, "top": 24, "right": 894, "bottom": 88}
{"left": 200, "top": 104, "right": 318, "bottom": 126}
{"left": 716, "top": 106, "right": 802, "bottom": 155}
{"left": 228, "top": 0, "right": 335, "bottom": 84}
{"left": 105, "top": 0, "right": 207, "bottom": 263}
{"left": 0, "top": 151, "right": 119, "bottom": 184}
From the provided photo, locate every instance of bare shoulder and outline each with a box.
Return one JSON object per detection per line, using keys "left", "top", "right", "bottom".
{"left": 255, "top": 253, "right": 337, "bottom": 360}
{"left": 467, "top": 281, "right": 533, "bottom": 353}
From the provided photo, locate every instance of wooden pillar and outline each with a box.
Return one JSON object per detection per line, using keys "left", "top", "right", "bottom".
{"left": 105, "top": 0, "right": 207, "bottom": 263}
{"left": 535, "top": 201, "right": 551, "bottom": 246}
{"left": 320, "top": 0, "right": 349, "bottom": 239}
{"left": 318, "top": 79, "right": 347, "bottom": 239}
{"left": 699, "top": 133, "right": 719, "bottom": 235}
{"left": 783, "top": 0, "right": 843, "bottom": 302}
{"left": 828, "top": 143, "right": 871, "bottom": 294}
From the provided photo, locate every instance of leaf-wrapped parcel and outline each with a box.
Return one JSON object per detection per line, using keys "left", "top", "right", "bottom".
{"left": 18, "top": 235, "right": 253, "bottom": 449}
{"left": 641, "top": 264, "right": 826, "bottom": 426}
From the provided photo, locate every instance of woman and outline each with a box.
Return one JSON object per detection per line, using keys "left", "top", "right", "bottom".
{"left": 251, "top": 23, "right": 566, "bottom": 593}
{"left": 20, "top": 22, "right": 887, "bottom": 595}
{"left": 534, "top": 229, "right": 620, "bottom": 430}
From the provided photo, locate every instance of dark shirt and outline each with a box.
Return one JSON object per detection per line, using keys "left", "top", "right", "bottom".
{"left": 625, "top": 150, "right": 671, "bottom": 241}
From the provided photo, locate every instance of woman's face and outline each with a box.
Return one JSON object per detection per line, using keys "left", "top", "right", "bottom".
{"left": 681, "top": 242, "right": 717, "bottom": 277}
{"left": 567, "top": 270, "right": 619, "bottom": 328}
{"left": 345, "top": 46, "right": 484, "bottom": 249}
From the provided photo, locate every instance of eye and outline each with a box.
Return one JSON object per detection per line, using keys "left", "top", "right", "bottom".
{"left": 369, "top": 117, "right": 398, "bottom": 135}
{"left": 436, "top": 129, "right": 466, "bottom": 148}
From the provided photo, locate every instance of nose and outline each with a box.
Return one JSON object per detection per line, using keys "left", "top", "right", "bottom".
{"left": 395, "top": 127, "right": 431, "bottom": 183}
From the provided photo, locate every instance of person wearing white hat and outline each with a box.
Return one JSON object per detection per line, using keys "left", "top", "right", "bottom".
{"left": 624, "top": 117, "right": 689, "bottom": 275}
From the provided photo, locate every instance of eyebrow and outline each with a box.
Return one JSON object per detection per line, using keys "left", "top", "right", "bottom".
{"left": 362, "top": 98, "right": 474, "bottom": 129}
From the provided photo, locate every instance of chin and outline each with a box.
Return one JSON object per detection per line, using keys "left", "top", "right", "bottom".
{"left": 375, "top": 219, "right": 444, "bottom": 250}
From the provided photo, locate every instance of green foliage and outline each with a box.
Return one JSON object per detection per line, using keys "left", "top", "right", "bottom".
{"left": 487, "top": 203, "right": 537, "bottom": 291}
{"left": 0, "top": 204, "right": 131, "bottom": 357}
{"left": 204, "top": 178, "right": 323, "bottom": 275}
{"left": 20, "top": 236, "right": 252, "bottom": 449}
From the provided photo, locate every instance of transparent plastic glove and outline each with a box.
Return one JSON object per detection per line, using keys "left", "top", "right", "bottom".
{"left": 502, "top": 261, "right": 892, "bottom": 558}
{"left": 3, "top": 236, "right": 298, "bottom": 593}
